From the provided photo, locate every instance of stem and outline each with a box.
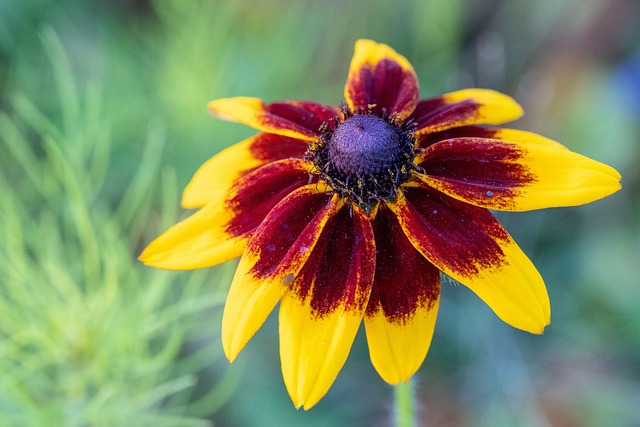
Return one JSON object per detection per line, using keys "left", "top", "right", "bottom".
{"left": 394, "top": 379, "right": 417, "bottom": 427}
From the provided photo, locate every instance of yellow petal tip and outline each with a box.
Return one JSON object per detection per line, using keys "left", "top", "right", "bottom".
{"left": 445, "top": 88, "right": 524, "bottom": 123}
{"left": 137, "top": 245, "right": 160, "bottom": 267}
{"left": 207, "top": 97, "right": 263, "bottom": 122}
{"left": 222, "top": 336, "right": 244, "bottom": 364}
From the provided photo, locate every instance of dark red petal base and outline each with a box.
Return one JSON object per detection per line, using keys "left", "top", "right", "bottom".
{"left": 410, "top": 98, "right": 482, "bottom": 135}
{"left": 401, "top": 185, "right": 509, "bottom": 278}
{"left": 266, "top": 101, "right": 341, "bottom": 134}
{"left": 291, "top": 204, "right": 376, "bottom": 317}
{"left": 226, "top": 159, "right": 314, "bottom": 238}
{"left": 347, "top": 59, "right": 418, "bottom": 116}
{"left": 366, "top": 205, "right": 440, "bottom": 323}
{"left": 418, "top": 137, "right": 534, "bottom": 209}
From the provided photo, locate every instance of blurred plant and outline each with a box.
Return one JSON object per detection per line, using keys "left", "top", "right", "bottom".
{"left": 0, "top": 28, "right": 239, "bottom": 426}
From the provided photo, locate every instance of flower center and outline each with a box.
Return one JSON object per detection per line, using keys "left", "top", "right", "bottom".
{"left": 309, "top": 110, "right": 416, "bottom": 210}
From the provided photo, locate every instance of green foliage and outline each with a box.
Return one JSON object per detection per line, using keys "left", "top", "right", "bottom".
{"left": 0, "top": 29, "right": 237, "bottom": 426}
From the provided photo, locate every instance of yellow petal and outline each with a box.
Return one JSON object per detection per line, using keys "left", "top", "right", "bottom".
{"left": 443, "top": 88, "right": 523, "bottom": 123}
{"left": 348, "top": 39, "right": 415, "bottom": 76}
{"left": 182, "top": 137, "right": 262, "bottom": 209}
{"left": 464, "top": 236, "right": 550, "bottom": 333}
{"left": 182, "top": 133, "right": 307, "bottom": 208}
{"left": 496, "top": 143, "right": 622, "bottom": 210}
{"left": 138, "top": 200, "right": 246, "bottom": 270}
{"left": 493, "top": 128, "right": 569, "bottom": 150}
{"left": 364, "top": 204, "right": 441, "bottom": 383}
{"left": 364, "top": 297, "right": 439, "bottom": 384}
{"left": 208, "top": 97, "right": 319, "bottom": 141}
{"left": 278, "top": 203, "right": 375, "bottom": 409}
{"left": 221, "top": 253, "right": 288, "bottom": 362}
{"left": 279, "top": 291, "right": 363, "bottom": 409}
{"left": 418, "top": 138, "right": 622, "bottom": 211}
{"left": 413, "top": 89, "right": 523, "bottom": 137}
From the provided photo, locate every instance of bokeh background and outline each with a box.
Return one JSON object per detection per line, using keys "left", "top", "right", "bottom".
{"left": 1, "top": 0, "right": 638, "bottom": 426}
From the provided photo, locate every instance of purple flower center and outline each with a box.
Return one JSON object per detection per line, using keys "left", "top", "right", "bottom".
{"left": 329, "top": 115, "right": 404, "bottom": 176}
{"left": 309, "top": 111, "right": 416, "bottom": 210}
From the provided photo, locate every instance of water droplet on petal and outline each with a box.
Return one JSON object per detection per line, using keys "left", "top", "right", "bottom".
{"left": 283, "top": 273, "right": 294, "bottom": 286}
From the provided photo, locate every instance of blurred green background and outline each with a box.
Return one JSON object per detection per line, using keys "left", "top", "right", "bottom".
{"left": 1, "top": 0, "right": 638, "bottom": 426}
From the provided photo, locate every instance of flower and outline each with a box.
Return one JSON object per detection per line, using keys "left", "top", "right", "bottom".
{"left": 139, "top": 39, "right": 621, "bottom": 409}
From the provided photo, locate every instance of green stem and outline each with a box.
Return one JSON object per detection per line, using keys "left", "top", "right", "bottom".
{"left": 394, "top": 379, "right": 417, "bottom": 427}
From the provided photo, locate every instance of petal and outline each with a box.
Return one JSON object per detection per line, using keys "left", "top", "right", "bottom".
{"left": 416, "top": 125, "right": 570, "bottom": 151}
{"left": 411, "top": 89, "right": 523, "bottom": 137}
{"left": 344, "top": 39, "right": 419, "bottom": 118}
{"left": 139, "top": 158, "right": 312, "bottom": 269}
{"left": 208, "top": 98, "right": 339, "bottom": 141}
{"left": 389, "top": 185, "right": 550, "bottom": 333}
{"left": 270, "top": 101, "right": 342, "bottom": 131}
{"left": 364, "top": 205, "right": 440, "bottom": 384}
{"left": 279, "top": 204, "right": 375, "bottom": 409}
{"left": 222, "top": 188, "right": 338, "bottom": 362}
{"left": 224, "top": 158, "right": 317, "bottom": 242}
{"left": 139, "top": 196, "right": 247, "bottom": 269}
{"left": 182, "top": 133, "right": 308, "bottom": 208}
{"left": 416, "top": 137, "right": 622, "bottom": 211}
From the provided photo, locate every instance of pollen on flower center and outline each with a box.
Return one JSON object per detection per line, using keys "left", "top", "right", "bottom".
{"left": 309, "top": 110, "right": 416, "bottom": 210}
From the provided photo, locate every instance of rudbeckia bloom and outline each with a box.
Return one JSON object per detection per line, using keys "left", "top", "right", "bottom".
{"left": 140, "top": 40, "right": 621, "bottom": 409}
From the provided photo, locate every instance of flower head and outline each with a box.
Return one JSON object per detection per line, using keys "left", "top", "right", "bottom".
{"left": 140, "top": 40, "right": 621, "bottom": 409}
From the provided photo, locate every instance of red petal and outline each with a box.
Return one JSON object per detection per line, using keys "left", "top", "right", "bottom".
{"left": 416, "top": 137, "right": 532, "bottom": 210}
{"left": 344, "top": 40, "right": 418, "bottom": 118}
{"left": 367, "top": 204, "right": 440, "bottom": 321}
{"left": 410, "top": 89, "right": 522, "bottom": 137}
{"left": 209, "top": 98, "right": 339, "bottom": 141}
{"left": 388, "top": 184, "right": 550, "bottom": 333}
{"left": 222, "top": 188, "right": 339, "bottom": 363}
{"left": 248, "top": 132, "right": 309, "bottom": 161}
{"left": 393, "top": 185, "right": 510, "bottom": 279}
{"left": 415, "top": 126, "right": 569, "bottom": 150}
{"left": 416, "top": 125, "right": 503, "bottom": 149}
{"left": 247, "top": 187, "right": 335, "bottom": 280}
{"left": 267, "top": 101, "right": 341, "bottom": 135}
{"left": 289, "top": 203, "right": 376, "bottom": 317}
{"left": 226, "top": 158, "right": 315, "bottom": 239}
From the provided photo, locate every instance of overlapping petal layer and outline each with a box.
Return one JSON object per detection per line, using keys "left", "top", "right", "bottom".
{"left": 344, "top": 39, "right": 419, "bottom": 118}
{"left": 390, "top": 184, "right": 550, "bottom": 333}
{"left": 182, "top": 133, "right": 308, "bottom": 208}
{"left": 365, "top": 205, "right": 440, "bottom": 384}
{"left": 411, "top": 89, "right": 523, "bottom": 137}
{"left": 139, "top": 158, "right": 312, "bottom": 269}
{"left": 280, "top": 205, "right": 375, "bottom": 409}
{"left": 416, "top": 137, "right": 622, "bottom": 211}
{"left": 222, "top": 187, "right": 337, "bottom": 361}
{"left": 416, "top": 125, "right": 569, "bottom": 150}
{"left": 208, "top": 98, "right": 340, "bottom": 141}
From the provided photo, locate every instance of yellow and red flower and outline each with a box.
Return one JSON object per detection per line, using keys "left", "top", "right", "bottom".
{"left": 140, "top": 40, "right": 621, "bottom": 409}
